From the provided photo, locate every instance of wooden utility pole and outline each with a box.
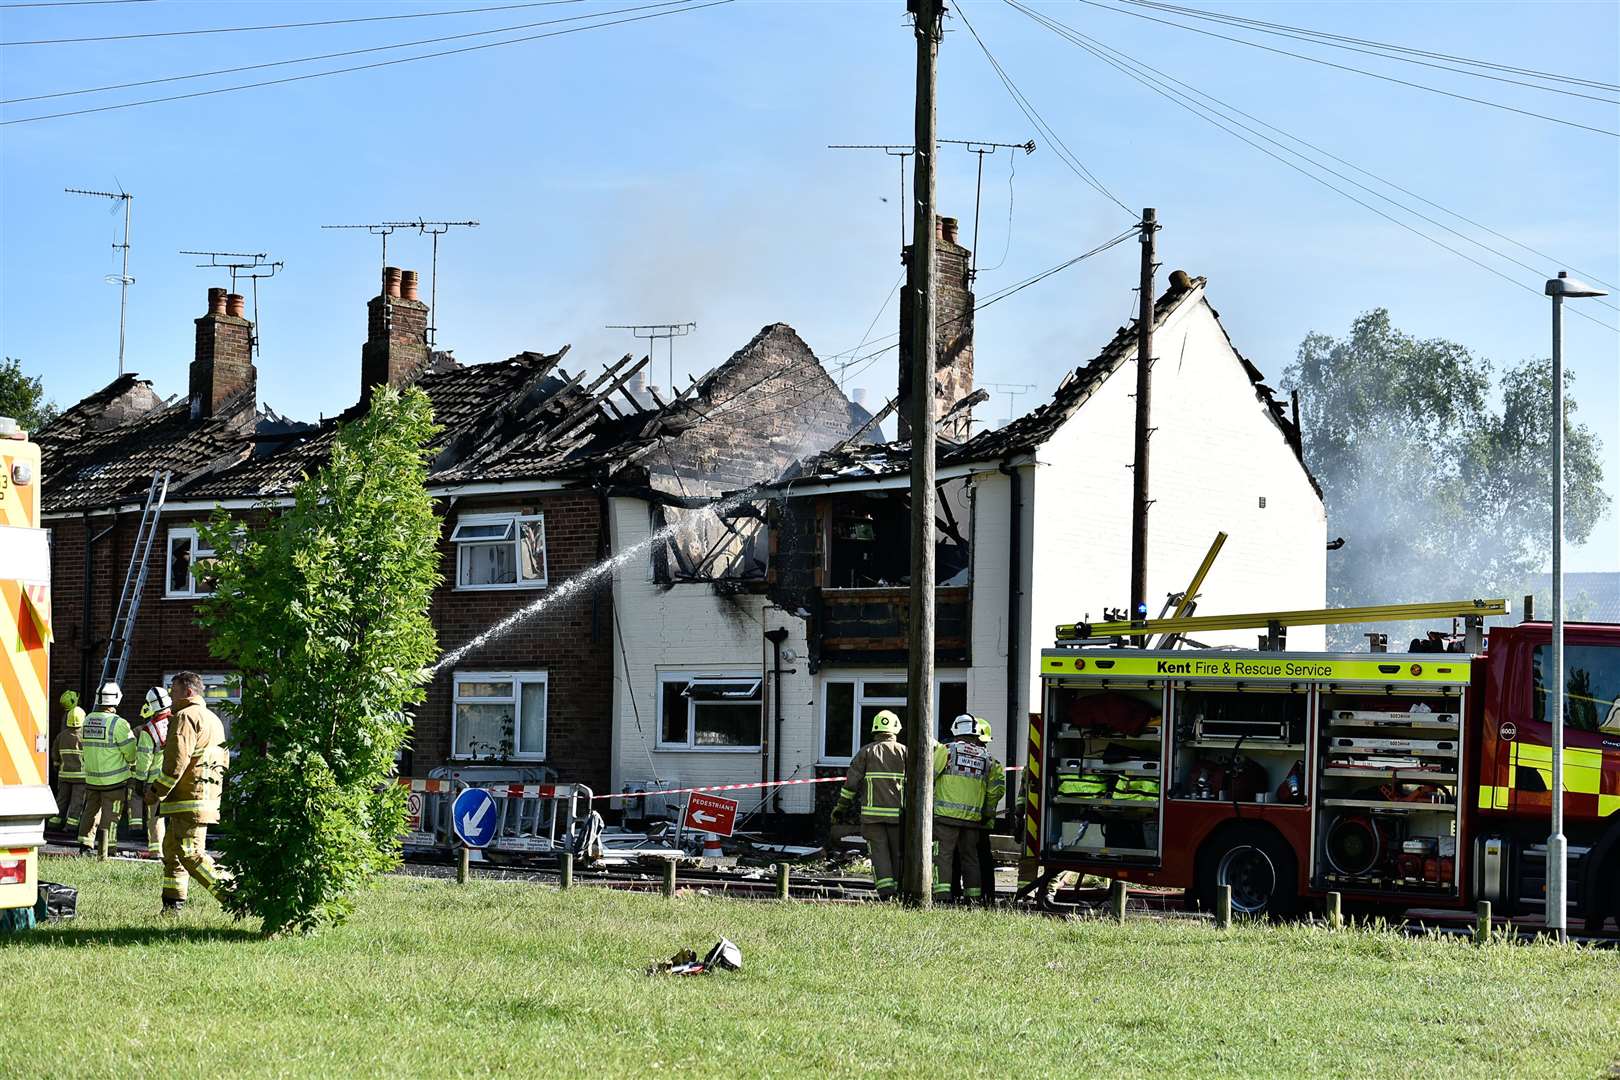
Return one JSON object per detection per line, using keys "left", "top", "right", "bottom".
{"left": 1128, "top": 208, "right": 1158, "bottom": 645}
{"left": 902, "top": 0, "right": 943, "bottom": 907}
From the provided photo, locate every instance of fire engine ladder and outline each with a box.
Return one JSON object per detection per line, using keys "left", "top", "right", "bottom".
{"left": 1057, "top": 597, "right": 1509, "bottom": 650}
{"left": 98, "top": 470, "right": 171, "bottom": 692}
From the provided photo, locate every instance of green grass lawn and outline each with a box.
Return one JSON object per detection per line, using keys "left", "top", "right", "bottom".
{"left": 6, "top": 857, "right": 1618, "bottom": 1078}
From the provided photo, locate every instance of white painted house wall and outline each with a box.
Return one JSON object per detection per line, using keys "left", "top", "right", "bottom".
{"left": 1026, "top": 289, "right": 1328, "bottom": 710}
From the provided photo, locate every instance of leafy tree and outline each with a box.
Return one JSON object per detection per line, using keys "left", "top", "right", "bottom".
{"left": 0, "top": 358, "right": 57, "bottom": 432}
{"left": 200, "top": 386, "right": 441, "bottom": 935}
{"left": 1282, "top": 310, "right": 1608, "bottom": 646}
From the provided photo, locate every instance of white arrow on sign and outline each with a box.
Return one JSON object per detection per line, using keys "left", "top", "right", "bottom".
{"left": 461, "top": 796, "right": 493, "bottom": 838}
{"left": 692, "top": 810, "right": 719, "bottom": 825}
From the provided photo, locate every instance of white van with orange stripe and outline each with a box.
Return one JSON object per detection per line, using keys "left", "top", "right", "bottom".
{"left": 0, "top": 415, "right": 54, "bottom": 929}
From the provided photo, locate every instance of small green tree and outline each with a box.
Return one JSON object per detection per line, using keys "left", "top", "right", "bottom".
{"left": 200, "top": 386, "right": 441, "bottom": 935}
{"left": 0, "top": 357, "right": 57, "bottom": 432}
{"left": 1283, "top": 310, "right": 1609, "bottom": 646}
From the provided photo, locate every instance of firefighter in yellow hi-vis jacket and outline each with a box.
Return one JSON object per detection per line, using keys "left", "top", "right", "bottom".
{"left": 150, "top": 672, "right": 230, "bottom": 913}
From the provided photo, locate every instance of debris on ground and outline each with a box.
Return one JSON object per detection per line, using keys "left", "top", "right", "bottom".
{"left": 647, "top": 937, "right": 744, "bottom": 976}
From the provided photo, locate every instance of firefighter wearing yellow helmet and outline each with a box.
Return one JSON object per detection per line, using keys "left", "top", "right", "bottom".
{"left": 78, "top": 682, "right": 136, "bottom": 858}
{"left": 48, "top": 690, "right": 87, "bottom": 833}
{"left": 833, "top": 708, "right": 908, "bottom": 900}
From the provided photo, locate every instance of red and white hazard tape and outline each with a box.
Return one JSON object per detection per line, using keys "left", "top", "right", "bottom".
{"left": 404, "top": 767, "right": 1022, "bottom": 803}
{"left": 592, "top": 776, "right": 848, "bottom": 801}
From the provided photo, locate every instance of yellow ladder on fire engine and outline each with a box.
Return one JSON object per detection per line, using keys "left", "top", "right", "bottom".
{"left": 1056, "top": 598, "right": 1509, "bottom": 644}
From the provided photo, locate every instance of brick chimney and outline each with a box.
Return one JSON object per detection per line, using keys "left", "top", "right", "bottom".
{"left": 897, "top": 214, "right": 974, "bottom": 440}
{"left": 361, "top": 265, "right": 431, "bottom": 403}
{"left": 190, "top": 286, "right": 256, "bottom": 420}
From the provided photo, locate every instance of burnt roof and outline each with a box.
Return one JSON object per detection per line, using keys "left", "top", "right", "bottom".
{"left": 777, "top": 275, "right": 1318, "bottom": 495}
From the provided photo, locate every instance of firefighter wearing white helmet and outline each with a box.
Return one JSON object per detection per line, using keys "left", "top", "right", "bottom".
{"left": 77, "top": 682, "right": 136, "bottom": 858}
{"left": 932, "top": 713, "right": 993, "bottom": 902}
{"left": 132, "top": 687, "right": 174, "bottom": 859}
{"left": 833, "top": 709, "right": 908, "bottom": 900}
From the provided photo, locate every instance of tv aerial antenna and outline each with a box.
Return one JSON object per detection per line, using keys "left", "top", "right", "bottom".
{"left": 180, "top": 250, "right": 285, "bottom": 356}
{"left": 321, "top": 219, "right": 478, "bottom": 344}
{"left": 65, "top": 185, "right": 135, "bottom": 376}
{"left": 605, "top": 323, "right": 697, "bottom": 392}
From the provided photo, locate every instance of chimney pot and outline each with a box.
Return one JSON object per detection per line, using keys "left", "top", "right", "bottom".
{"left": 207, "top": 287, "right": 228, "bottom": 315}
{"left": 383, "top": 266, "right": 403, "bottom": 299}
{"left": 400, "top": 269, "right": 420, "bottom": 302}
{"left": 941, "top": 216, "right": 959, "bottom": 244}
{"left": 225, "top": 293, "right": 246, "bottom": 318}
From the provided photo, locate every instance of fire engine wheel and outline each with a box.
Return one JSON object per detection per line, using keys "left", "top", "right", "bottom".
{"left": 1196, "top": 826, "right": 1299, "bottom": 920}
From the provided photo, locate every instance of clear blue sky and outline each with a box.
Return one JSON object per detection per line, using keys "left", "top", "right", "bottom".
{"left": 2, "top": 0, "right": 1616, "bottom": 570}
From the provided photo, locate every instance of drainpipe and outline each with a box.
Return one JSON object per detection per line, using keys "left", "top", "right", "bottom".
{"left": 998, "top": 460, "right": 1024, "bottom": 819}
{"left": 764, "top": 627, "right": 790, "bottom": 816}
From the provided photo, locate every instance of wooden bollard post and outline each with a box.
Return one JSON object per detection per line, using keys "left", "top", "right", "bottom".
{"left": 775, "top": 862, "right": 790, "bottom": 901}
{"left": 456, "top": 845, "right": 470, "bottom": 885}
{"left": 1327, "top": 891, "right": 1343, "bottom": 931}
{"left": 1110, "top": 879, "right": 1128, "bottom": 923}
{"left": 559, "top": 852, "right": 573, "bottom": 890}
{"left": 1475, "top": 900, "right": 1492, "bottom": 945}
{"left": 662, "top": 859, "right": 677, "bottom": 898}
{"left": 1215, "top": 883, "right": 1232, "bottom": 930}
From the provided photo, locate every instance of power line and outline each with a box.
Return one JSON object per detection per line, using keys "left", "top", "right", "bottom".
{"left": 1119, "top": 0, "right": 1620, "bottom": 93}
{"left": 1072, "top": 0, "right": 1619, "bottom": 138}
{"left": 0, "top": 1, "right": 583, "bottom": 46}
{"left": 1012, "top": 3, "right": 1618, "bottom": 305}
{"left": 954, "top": 3, "right": 1135, "bottom": 216}
{"left": 1114, "top": 0, "right": 1619, "bottom": 104}
{"left": 1, "top": 0, "right": 155, "bottom": 8}
{"left": 3, "top": 1, "right": 685, "bottom": 105}
{"left": 1007, "top": 2, "right": 1618, "bottom": 333}
{"left": 1, "top": 0, "right": 734, "bottom": 125}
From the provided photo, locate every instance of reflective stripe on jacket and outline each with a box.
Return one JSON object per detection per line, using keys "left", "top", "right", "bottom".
{"left": 154, "top": 699, "right": 229, "bottom": 823}
{"left": 80, "top": 709, "right": 136, "bottom": 788}
{"left": 135, "top": 717, "right": 170, "bottom": 785}
{"left": 53, "top": 728, "right": 85, "bottom": 781}
{"left": 932, "top": 740, "right": 990, "bottom": 823}
{"left": 837, "top": 735, "right": 908, "bottom": 822}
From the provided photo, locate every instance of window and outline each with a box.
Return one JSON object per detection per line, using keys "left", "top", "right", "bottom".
{"left": 819, "top": 673, "right": 968, "bottom": 762}
{"left": 451, "top": 513, "right": 547, "bottom": 590}
{"left": 1533, "top": 644, "right": 1620, "bottom": 734}
{"left": 165, "top": 527, "right": 218, "bottom": 598}
{"left": 658, "top": 672, "right": 763, "bottom": 751}
{"left": 164, "top": 671, "right": 240, "bottom": 745}
{"left": 452, "top": 672, "right": 548, "bottom": 760}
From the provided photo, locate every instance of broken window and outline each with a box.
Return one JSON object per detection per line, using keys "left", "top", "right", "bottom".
{"left": 823, "top": 477, "right": 972, "bottom": 589}
{"left": 165, "top": 526, "right": 218, "bottom": 598}
{"left": 652, "top": 501, "right": 769, "bottom": 584}
{"left": 452, "top": 512, "right": 547, "bottom": 590}
{"left": 658, "top": 672, "right": 763, "bottom": 750}
{"left": 451, "top": 671, "right": 548, "bottom": 760}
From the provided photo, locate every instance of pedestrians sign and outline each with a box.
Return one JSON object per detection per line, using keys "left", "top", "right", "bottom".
{"left": 452, "top": 787, "right": 498, "bottom": 849}
{"left": 683, "top": 792, "right": 739, "bottom": 837}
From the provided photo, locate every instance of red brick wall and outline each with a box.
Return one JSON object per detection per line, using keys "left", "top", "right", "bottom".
{"left": 45, "top": 491, "right": 614, "bottom": 791}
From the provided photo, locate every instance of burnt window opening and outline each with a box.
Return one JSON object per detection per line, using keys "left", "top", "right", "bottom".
{"left": 652, "top": 501, "right": 769, "bottom": 584}
{"left": 824, "top": 477, "right": 971, "bottom": 589}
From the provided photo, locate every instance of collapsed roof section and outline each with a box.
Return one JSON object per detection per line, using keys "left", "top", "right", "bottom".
{"left": 774, "top": 274, "right": 1316, "bottom": 494}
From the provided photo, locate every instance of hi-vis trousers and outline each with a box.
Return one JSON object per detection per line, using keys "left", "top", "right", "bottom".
{"left": 161, "top": 813, "right": 226, "bottom": 905}
{"left": 861, "top": 822, "right": 902, "bottom": 899}
{"left": 932, "top": 820, "right": 982, "bottom": 899}
{"left": 77, "top": 787, "right": 123, "bottom": 852}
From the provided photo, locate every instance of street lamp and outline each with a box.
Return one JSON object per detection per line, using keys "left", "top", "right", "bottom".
{"left": 1542, "top": 270, "right": 1608, "bottom": 943}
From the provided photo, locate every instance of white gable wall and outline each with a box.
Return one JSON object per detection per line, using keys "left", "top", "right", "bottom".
{"left": 1027, "top": 290, "right": 1326, "bottom": 699}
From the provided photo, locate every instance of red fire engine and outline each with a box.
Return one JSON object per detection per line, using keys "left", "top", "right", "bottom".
{"left": 1022, "top": 601, "right": 1620, "bottom": 932}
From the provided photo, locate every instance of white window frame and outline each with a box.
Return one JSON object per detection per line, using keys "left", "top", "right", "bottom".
{"left": 450, "top": 671, "right": 549, "bottom": 761}
{"left": 451, "top": 512, "right": 548, "bottom": 591}
{"left": 164, "top": 526, "right": 218, "bottom": 599}
{"left": 656, "top": 670, "right": 764, "bottom": 753}
{"left": 818, "top": 671, "right": 968, "bottom": 764}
